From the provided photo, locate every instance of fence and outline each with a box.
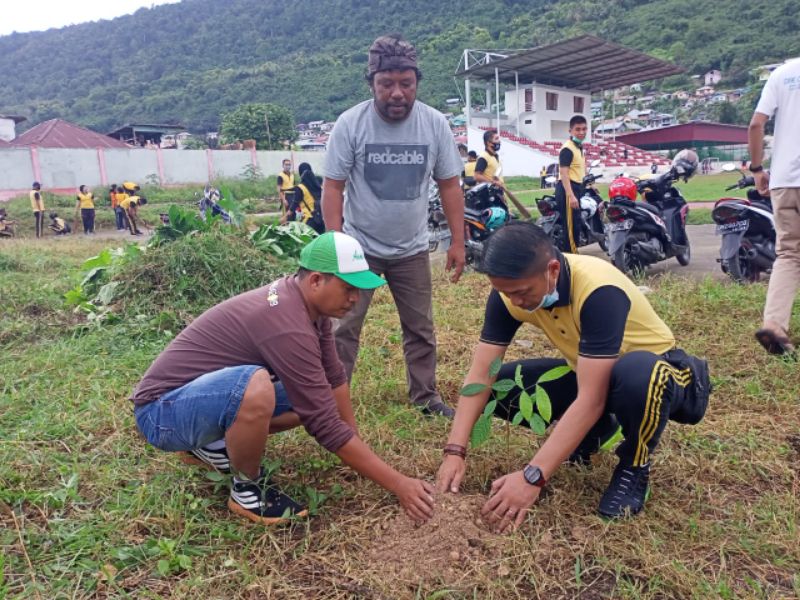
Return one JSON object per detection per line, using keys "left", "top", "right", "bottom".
{"left": 0, "top": 147, "right": 327, "bottom": 200}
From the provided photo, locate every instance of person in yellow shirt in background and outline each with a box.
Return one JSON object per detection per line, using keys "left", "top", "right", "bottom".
{"left": 277, "top": 159, "right": 295, "bottom": 224}
{"left": 555, "top": 115, "right": 588, "bottom": 253}
{"left": 462, "top": 151, "right": 478, "bottom": 192}
{"left": 110, "top": 184, "right": 128, "bottom": 231}
{"left": 75, "top": 185, "right": 96, "bottom": 234}
{"left": 291, "top": 162, "right": 325, "bottom": 233}
{"left": 48, "top": 212, "right": 71, "bottom": 235}
{"left": 30, "top": 181, "right": 45, "bottom": 238}
{"left": 119, "top": 182, "right": 147, "bottom": 235}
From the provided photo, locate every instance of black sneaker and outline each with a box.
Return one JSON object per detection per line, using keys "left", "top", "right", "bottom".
{"left": 414, "top": 399, "right": 455, "bottom": 418}
{"left": 180, "top": 445, "right": 231, "bottom": 473}
{"left": 227, "top": 473, "right": 308, "bottom": 525}
{"left": 598, "top": 462, "right": 651, "bottom": 518}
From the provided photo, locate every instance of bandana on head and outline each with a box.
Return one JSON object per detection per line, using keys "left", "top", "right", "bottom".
{"left": 367, "top": 35, "right": 418, "bottom": 77}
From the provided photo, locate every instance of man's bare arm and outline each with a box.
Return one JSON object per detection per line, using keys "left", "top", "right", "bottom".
{"left": 322, "top": 177, "right": 346, "bottom": 232}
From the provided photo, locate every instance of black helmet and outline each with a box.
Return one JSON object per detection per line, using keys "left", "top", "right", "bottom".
{"left": 32, "top": 181, "right": 41, "bottom": 189}
{"left": 672, "top": 149, "right": 698, "bottom": 180}
{"left": 49, "top": 211, "right": 58, "bottom": 219}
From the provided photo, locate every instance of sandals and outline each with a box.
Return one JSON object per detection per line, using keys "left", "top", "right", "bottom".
{"left": 755, "top": 328, "right": 796, "bottom": 357}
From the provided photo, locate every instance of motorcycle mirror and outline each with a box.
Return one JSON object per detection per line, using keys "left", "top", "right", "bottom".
{"left": 721, "top": 163, "right": 737, "bottom": 172}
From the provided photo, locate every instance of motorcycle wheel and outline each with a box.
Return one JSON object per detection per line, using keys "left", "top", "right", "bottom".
{"left": 598, "top": 235, "right": 608, "bottom": 253}
{"left": 726, "top": 247, "right": 759, "bottom": 283}
{"left": 612, "top": 244, "right": 642, "bottom": 276}
{"left": 676, "top": 243, "right": 691, "bottom": 266}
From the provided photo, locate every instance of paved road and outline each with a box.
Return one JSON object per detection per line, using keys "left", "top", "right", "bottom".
{"left": 433, "top": 224, "right": 726, "bottom": 281}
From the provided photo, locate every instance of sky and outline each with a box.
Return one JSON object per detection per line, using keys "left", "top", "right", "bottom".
{"left": 0, "top": 0, "right": 182, "bottom": 37}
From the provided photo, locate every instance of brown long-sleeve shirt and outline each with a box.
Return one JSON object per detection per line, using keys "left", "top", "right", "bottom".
{"left": 131, "top": 276, "right": 353, "bottom": 452}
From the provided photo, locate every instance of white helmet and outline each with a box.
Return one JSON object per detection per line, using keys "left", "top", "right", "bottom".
{"left": 580, "top": 195, "right": 597, "bottom": 218}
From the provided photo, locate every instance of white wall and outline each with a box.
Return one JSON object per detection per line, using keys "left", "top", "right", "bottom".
{"left": 467, "top": 126, "right": 556, "bottom": 176}
{"left": 0, "top": 148, "right": 341, "bottom": 196}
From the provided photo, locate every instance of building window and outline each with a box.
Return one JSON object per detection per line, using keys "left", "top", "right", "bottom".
{"left": 525, "top": 89, "right": 534, "bottom": 112}
{"left": 546, "top": 92, "right": 558, "bottom": 111}
{"left": 574, "top": 96, "right": 585, "bottom": 113}
{"left": 524, "top": 119, "right": 532, "bottom": 124}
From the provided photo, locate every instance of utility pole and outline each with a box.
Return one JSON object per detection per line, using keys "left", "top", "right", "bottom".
{"left": 264, "top": 113, "right": 273, "bottom": 149}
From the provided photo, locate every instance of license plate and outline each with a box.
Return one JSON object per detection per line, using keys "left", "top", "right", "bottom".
{"left": 609, "top": 220, "right": 633, "bottom": 232}
{"left": 716, "top": 220, "right": 749, "bottom": 235}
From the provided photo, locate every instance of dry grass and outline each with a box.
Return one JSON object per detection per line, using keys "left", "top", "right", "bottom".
{"left": 0, "top": 236, "right": 798, "bottom": 599}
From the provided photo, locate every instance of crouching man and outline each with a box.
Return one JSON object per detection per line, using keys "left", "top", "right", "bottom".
{"left": 132, "top": 232, "right": 434, "bottom": 525}
{"left": 436, "top": 222, "right": 711, "bottom": 531}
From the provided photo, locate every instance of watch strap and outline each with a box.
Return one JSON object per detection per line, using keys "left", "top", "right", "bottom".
{"left": 443, "top": 444, "right": 467, "bottom": 459}
{"left": 523, "top": 464, "right": 547, "bottom": 488}
{"left": 749, "top": 164, "right": 764, "bottom": 173}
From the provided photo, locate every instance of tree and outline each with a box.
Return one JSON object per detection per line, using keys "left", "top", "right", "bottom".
{"left": 219, "top": 103, "right": 296, "bottom": 150}
{"left": 715, "top": 101, "right": 738, "bottom": 125}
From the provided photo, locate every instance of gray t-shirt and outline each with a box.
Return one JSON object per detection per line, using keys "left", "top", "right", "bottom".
{"left": 325, "top": 99, "right": 462, "bottom": 258}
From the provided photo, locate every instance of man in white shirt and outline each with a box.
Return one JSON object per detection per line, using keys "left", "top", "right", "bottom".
{"left": 749, "top": 58, "right": 800, "bottom": 357}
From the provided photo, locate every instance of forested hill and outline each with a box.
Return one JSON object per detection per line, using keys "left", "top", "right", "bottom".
{"left": 1, "top": 0, "right": 797, "bottom": 133}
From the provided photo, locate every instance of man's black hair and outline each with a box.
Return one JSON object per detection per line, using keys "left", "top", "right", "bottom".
{"left": 569, "top": 115, "right": 587, "bottom": 129}
{"left": 483, "top": 129, "right": 498, "bottom": 145}
{"left": 297, "top": 267, "right": 333, "bottom": 280}
{"left": 480, "top": 221, "right": 555, "bottom": 278}
{"left": 467, "top": 150, "right": 478, "bottom": 159}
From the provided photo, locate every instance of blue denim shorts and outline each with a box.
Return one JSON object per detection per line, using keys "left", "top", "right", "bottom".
{"left": 134, "top": 365, "right": 292, "bottom": 451}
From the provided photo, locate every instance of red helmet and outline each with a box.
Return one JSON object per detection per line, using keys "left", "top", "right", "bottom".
{"left": 609, "top": 177, "right": 637, "bottom": 201}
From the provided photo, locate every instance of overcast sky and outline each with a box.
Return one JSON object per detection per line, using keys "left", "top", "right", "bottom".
{"left": 0, "top": 0, "right": 182, "bottom": 36}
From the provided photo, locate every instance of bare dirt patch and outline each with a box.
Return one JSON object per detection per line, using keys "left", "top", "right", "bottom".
{"left": 366, "top": 493, "right": 503, "bottom": 587}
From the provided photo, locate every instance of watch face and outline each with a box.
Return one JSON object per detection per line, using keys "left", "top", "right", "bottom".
{"left": 524, "top": 465, "right": 544, "bottom": 487}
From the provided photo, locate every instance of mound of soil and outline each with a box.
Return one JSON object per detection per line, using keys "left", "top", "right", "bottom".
{"left": 367, "top": 493, "right": 501, "bottom": 585}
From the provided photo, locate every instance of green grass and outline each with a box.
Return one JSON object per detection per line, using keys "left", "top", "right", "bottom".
{"left": 1, "top": 221, "right": 799, "bottom": 598}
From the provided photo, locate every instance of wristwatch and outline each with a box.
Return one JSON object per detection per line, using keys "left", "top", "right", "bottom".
{"left": 749, "top": 164, "right": 764, "bottom": 173}
{"left": 523, "top": 464, "right": 547, "bottom": 488}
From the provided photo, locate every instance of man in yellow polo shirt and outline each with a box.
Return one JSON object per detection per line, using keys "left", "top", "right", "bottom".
{"left": 555, "top": 115, "right": 588, "bottom": 253}
{"left": 30, "top": 181, "right": 45, "bottom": 239}
{"left": 462, "top": 150, "right": 478, "bottom": 192}
{"left": 277, "top": 159, "right": 295, "bottom": 223}
{"left": 437, "top": 222, "right": 710, "bottom": 527}
{"left": 474, "top": 130, "right": 504, "bottom": 188}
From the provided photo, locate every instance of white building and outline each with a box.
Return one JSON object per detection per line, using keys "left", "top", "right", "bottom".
{"left": 704, "top": 69, "right": 722, "bottom": 86}
{"left": 0, "top": 114, "right": 26, "bottom": 142}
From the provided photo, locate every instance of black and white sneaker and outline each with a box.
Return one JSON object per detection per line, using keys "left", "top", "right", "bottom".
{"left": 227, "top": 472, "right": 308, "bottom": 525}
{"left": 414, "top": 399, "right": 455, "bottom": 418}
{"left": 597, "top": 462, "right": 651, "bottom": 519}
{"left": 180, "top": 445, "right": 231, "bottom": 473}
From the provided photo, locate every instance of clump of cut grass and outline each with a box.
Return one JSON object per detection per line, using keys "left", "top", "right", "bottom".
{"left": 113, "top": 228, "right": 294, "bottom": 321}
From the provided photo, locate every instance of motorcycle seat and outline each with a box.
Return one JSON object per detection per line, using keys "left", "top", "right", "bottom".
{"left": 464, "top": 207, "right": 484, "bottom": 219}
{"left": 638, "top": 201, "right": 662, "bottom": 215}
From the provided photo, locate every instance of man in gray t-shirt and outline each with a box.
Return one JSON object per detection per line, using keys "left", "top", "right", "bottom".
{"left": 322, "top": 34, "right": 465, "bottom": 417}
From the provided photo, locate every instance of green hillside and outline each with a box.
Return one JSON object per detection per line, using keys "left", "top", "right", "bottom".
{"left": 0, "top": 0, "right": 797, "bottom": 132}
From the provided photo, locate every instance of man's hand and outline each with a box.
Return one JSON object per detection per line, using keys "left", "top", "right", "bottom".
{"left": 754, "top": 170, "right": 770, "bottom": 196}
{"left": 445, "top": 243, "right": 465, "bottom": 283}
{"left": 436, "top": 454, "right": 466, "bottom": 493}
{"left": 394, "top": 476, "right": 435, "bottom": 523}
{"left": 569, "top": 195, "right": 579, "bottom": 210}
{"left": 480, "top": 470, "right": 540, "bottom": 533}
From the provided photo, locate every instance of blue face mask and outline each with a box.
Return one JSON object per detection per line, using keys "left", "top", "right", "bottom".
{"left": 526, "top": 270, "right": 559, "bottom": 312}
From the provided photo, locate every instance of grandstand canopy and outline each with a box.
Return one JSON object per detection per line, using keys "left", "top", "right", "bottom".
{"left": 456, "top": 35, "right": 684, "bottom": 91}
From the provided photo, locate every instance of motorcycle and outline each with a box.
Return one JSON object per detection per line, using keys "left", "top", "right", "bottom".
{"left": 536, "top": 159, "right": 607, "bottom": 252}
{"left": 427, "top": 181, "right": 450, "bottom": 253}
{"left": 197, "top": 185, "right": 231, "bottom": 224}
{"left": 712, "top": 163, "right": 775, "bottom": 283}
{"left": 463, "top": 182, "right": 512, "bottom": 265}
{"left": 605, "top": 152, "right": 696, "bottom": 275}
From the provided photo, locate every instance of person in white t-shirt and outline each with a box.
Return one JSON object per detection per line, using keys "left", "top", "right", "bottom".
{"left": 749, "top": 57, "right": 800, "bottom": 357}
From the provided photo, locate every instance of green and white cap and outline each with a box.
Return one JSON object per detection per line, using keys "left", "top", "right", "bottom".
{"left": 299, "top": 232, "right": 386, "bottom": 289}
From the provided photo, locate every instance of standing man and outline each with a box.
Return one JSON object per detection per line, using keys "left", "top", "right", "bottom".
{"left": 749, "top": 57, "right": 800, "bottom": 356}
{"left": 133, "top": 232, "right": 436, "bottom": 525}
{"left": 30, "top": 182, "right": 45, "bottom": 239}
{"left": 555, "top": 116, "right": 588, "bottom": 253}
{"left": 277, "top": 159, "right": 295, "bottom": 223}
{"left": 436, "top": 222, "right": 710, "bottom": 529}
{"left": 322, "top": 34, "right": 466, "bottom": 417}
{"left": 474, "top": 130, "right": 504, "bottom": 188}
{"left": 539, "top": 165, "right": 548, "bottom": 189}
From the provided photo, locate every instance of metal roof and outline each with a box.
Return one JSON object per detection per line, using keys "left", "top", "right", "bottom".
{"left": 456, "top": 35, "right": 684, "bottom": 92}
{"left": 108, "top": 123, "right": 186, "bottom": 136}
{"left": 12, "top": 119, "right": 130, "bottom": 149}
{"left": 616, "top": 121, "right": 749, "bottom": 150}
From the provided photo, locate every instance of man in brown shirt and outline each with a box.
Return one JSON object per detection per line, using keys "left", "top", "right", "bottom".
{"left": 133, "top": 232, "right": 435, "bottom": 525}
